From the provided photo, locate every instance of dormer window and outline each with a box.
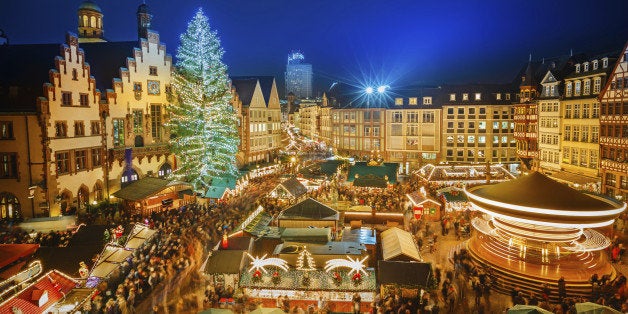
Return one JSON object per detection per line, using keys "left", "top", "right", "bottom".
{"left": 409, "top": 97, "right": 418, "bottom": 105}
{"left": 583, "top": 62, "right": 589, "bottom": 72}
{"left": 592, "top": 60, "right": 598, "bottom": 70}
{"left": 462, "top": 93, "right": 469, "bottom": 101}
{"left": 449, "top": 94, "right": 456, "bottom": 101}
{"left": 423, "top": 97, "right": 432, "bottom": 105}
{"left": 575, "top": 64, "right": 580, "bottom": 73}
{"left": 566, "top": 82, "right": 572, "bottom": 96}
{"left": 496, "top": 93, "right": 502, "bottom": 100}
{"left": 474, "top": 93, "right": 481, "bottom": 101}
{"left": 550, "top": 85, "right": 555, "bottom": 96}
{"left": 395, "top": 98, "right": 403, "bottom": 105}
{"left": 603, "top": 58, "right": 608, "bottom": 68}
{"left": 505, "top": 94, "right": 511, "bottom": 100}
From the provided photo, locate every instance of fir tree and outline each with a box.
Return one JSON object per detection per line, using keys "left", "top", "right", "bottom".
{"left": 167, "top": 8, "right": 239, "bottom": 191}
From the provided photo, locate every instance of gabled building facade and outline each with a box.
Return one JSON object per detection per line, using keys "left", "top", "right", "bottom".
{"left": 599, "top": 42, "right": 628, "bottom": 200}
{"left": 537, "top": 70, "right": 564, "bottom": 172}
{"left": 231, "top": 76, "right": 282, "bottom": 167}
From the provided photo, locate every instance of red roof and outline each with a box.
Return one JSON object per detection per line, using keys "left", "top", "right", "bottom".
{"left": 0, "top": 270, "right": 77, "bottom": 314}
{"left": 0, "top": 244, "right": 39, "bottom": 269}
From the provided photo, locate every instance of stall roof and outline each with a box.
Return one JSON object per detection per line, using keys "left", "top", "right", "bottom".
{"left": 407, "top": 193, "right": 440, "bottom": 206}
{"left": 0, "top": 244, "right": 39, "bottom": 270}
{"left": 90, "top": 245, "right": 133, "bottom": 279}
{"left": 280, "top": 228, "right": 331, "bottom": 243}
{"left": 381, "top": 227, "right": 422, "bottom": 262}
{"left": 275, "top": 178, "right": 308, "bottom": 198}
{"left": 204, "top": 186, "right": 228, "bottom": 199}
{"left": 124, "top": 224, "right": 156, "bottom": 250}
{"left": 278, "top": 198, "right": 339, "bottom": 221}
{"left": 204, "top": 250, "right": 246, "bottom": 274}
{"left": 378, "top": 261, "right": 431, "bottom": 287}
{"left": 437, "top": 187, "right": 468, "bottom": 203}
{"left": 274, "top": 241, "right": 365, "bottom": 255}
{"left": 0, "top": 270, "right": 77, "bottom": 314}
{"left": 112, "top": 177, "right": 191, "bottom": 201}
{"left": 347, "top": 162, "right": 399, "bottom": 184}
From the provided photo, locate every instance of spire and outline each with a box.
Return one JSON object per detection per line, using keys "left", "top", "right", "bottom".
{"left": 137, "top": 2, "right": 152, "bottom": 40}
{"left": 529, "top": 53, "right": 532, "bottom": 62}
{"left": 570, "top": 48, "right": 573, "bottom": 57}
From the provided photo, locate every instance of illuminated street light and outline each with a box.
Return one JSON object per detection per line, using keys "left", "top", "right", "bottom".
{"left": 365, "top": 86, "right": 374, "bottom": 94}
{"left": 377, "top": 85, "right": 389, "bottom": 93}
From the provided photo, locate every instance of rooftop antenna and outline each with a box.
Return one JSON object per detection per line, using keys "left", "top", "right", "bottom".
{"left": 529, "top": 53, "right": 532, "bottom": 62}
{"left": 570, "top": 49, "right": 573, "bottom": 57}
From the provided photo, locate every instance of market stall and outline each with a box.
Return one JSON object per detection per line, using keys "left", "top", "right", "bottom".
{"left": 112, "top": 177, "right": 193, "bottom": 216}
{"left": 124, "top": 223, "right": 157, "bottom": 250}
{"left": 277, "top": 198, "right": 339, "bottom": 229}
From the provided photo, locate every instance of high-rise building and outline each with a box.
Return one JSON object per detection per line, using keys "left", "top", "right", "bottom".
{"left": 285, "top": 52, "right": 312, "bottom": 99}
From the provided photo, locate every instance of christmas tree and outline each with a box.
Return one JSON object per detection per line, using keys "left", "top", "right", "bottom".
{"left": 296, "top": 247, "right": 317, "bottom": 271}
{"left": 167, "top": 8, "right": 239, "bottom": 191}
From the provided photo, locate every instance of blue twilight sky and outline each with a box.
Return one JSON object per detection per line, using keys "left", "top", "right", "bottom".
{"left": 1, "top": 0, "right": 627, "bottom": 97}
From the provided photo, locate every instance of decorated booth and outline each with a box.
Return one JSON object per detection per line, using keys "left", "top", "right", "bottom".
{"left": 406, "top": 189, "right": 442, "bottom": 222}
{"left": 112, "top": 178, "right": 193, "bottom": 216}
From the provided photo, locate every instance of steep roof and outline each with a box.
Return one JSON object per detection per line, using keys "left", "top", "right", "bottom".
{"left": 230, "top": 77, "right": 257, "bottom": 107}
{"left": 112, "top": 177, "right": 191, "bottom": 201}
{"left": 81, "top": 41, "right": 137, "bottom": 94}
{"left": 279, "top": 198, "right": 339, "bottom": 221}
{"left": 0, "top": 43, "right": 59, "bottom": 113}
{"left": 347, "top": 162, "right": 398, "bottom": 184}
{"left": 277, "top": 177, "right": 308, "bottom": 198}
{"left": 230, "top": 76, "right": 275, "bottom": 106}
{"left": 0, "top": 270, "right": 77, "bottom": 314}
{"left": 204, "top": 250, "right": 245, "bottom": 274}
{"left": 378, "top": 261, "right": 432, "bottom": 287}
{"left": 380, "top": 227, "right": 422, "bottom": 262}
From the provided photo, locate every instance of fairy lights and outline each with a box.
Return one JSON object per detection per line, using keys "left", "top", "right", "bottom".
{"left": 246, "top": 253, "right": 289, "bottom": 274}
{"left": 324, "top": 256, "right": 369, "bottom": 276}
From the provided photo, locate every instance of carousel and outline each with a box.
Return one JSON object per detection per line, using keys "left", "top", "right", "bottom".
{"left": 464, "top": 172, "right": 626, "bottom": 297}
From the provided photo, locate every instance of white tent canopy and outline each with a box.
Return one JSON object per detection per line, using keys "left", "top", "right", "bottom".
{"left": 124, "top": 223, "right": 157, "bottom": 250}
{"left": 380, "top": 227, "right": 422, "bottom": 262}
{"left": 89, "top": 244, "right": 133, "bottom": 279}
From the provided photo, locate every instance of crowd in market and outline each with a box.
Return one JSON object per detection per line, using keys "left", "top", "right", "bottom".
{"left": 0, "top": 223, "right": 76, "bottom": 247}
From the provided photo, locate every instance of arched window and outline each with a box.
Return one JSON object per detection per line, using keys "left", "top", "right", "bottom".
{"left": 94, "top": 183, "right": 103, "bottom": 201}
{"left": 0, "top": 192, "right": 20, "bottom": 220}
{"left": 82, "top": 15, "right": 88, "bottom": 27}
{"left": 90, "top": 16, "right": 96, "bottom": 28}
{"left": 97, "top": 17, "right": 102, "bottom": 29}
{"left": 77, "top": 186, "right": 89, "bottom": 210}
{"left": 158, "top": 163, "right": 172, "bottom": 178}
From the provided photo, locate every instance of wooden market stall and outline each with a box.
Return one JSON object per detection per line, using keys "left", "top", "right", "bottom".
{"left": 277, "top": 198, "right": 339, "bottom": 229}
{"left": 406, "top": 192, "right": 442, "bottom": 222}
{"left": 112, "top": 177, "right": 193, "bottom": 215}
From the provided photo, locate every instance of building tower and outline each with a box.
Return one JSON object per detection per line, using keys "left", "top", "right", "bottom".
{"left": 285, "top": 51, "right": 313, "bottom": 99}
{"left": 137, "top": 3, "right": 152, "bottom": 40}
{"left": 77, "top": 1, "right": 106, "bottom": 43}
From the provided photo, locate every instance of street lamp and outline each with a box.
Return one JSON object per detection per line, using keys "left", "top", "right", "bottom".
{"left": 365, "top": 86, "right": 374, "bottom": 94}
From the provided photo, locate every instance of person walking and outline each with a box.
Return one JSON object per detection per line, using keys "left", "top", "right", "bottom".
{"left": 352, "top": 292, "right": 361, "bottom": 314}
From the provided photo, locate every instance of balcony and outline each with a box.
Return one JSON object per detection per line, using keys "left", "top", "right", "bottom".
{"left": 601, "top": 159, "right": 628, "bottom": 173}
{"left": 110, "top": 143, "right": 170, "bottom": 165}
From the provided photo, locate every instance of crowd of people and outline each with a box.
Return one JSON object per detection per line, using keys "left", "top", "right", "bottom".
{"left": 0, "top": 223, "right": 76, "bottom": 247}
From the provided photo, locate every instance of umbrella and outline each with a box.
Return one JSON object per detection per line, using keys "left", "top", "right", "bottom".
{"left": 507, "top": 304, "right": 553, "bottom": 314}
{"left": 575, "top": 302, "right": 621, "bottom": 314}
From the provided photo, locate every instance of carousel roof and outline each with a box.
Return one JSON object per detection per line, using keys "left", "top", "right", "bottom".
{"left": 278, "top": 198, "right": 339, "bottom": 221}
{"left": 465, "top": 172, "right": 625, "bottom": 227}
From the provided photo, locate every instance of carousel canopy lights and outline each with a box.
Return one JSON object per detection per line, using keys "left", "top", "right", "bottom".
{"left": 246, "top": 253, "right": 289, "bottom": 274}
{"left": 324, "top": 256, "right": 369, "bottom": 276}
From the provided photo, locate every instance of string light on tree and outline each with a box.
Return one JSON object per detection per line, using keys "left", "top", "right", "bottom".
{"left": 296, "top": 246, "right": 317, "bottom": 271}
{"left": 167, "top": 8, "right": 239, "bottom": 191}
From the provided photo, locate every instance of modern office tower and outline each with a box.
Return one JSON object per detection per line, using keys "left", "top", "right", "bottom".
{"left": 285, "top": 51, "right": 312, "bottom": 99}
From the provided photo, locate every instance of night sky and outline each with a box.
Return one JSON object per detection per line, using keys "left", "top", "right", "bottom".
{"left": 2, "top": 0, "right": 627, "bottom": 97}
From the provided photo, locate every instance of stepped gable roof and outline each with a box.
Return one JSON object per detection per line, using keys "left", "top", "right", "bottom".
{"left": 469, "top": 172, "right": 620, "bottom": 212}
{"left": 231, "top": 76, "right": 275, "bottom": 106}
{"left": 0, "top": 43, "right": 59, "bottom": 113}
{"left": 81, "top": 41, "right": 137, "bottom": 94}
{"left": 231, "top": 77, "right": 257, "bottom": 107}
{"left": 279, "top": 198, "right": 339, "bottom": 221}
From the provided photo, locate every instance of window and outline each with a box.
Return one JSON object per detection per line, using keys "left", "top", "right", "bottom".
{"left": 603, "top": 58, "right": 608, "bottom": 68}
{"left": 496, "top": 93, "right": 501, "bottom": 100}
{"left": 422, "top": 97, "right": 432, "bottom": 105}
{"left": 0, "top": 122, "right": 13, "bottom": 139}
{"left": 590, "top": 151, "right": 598, "bottom": 169}
{"left": 479, "top": 108, "right": 486, "bottom": 115}
{"left": 56, "top": 152, "right": 70, "bottom": 174}
{"left": 55, "top": 122, "right": 67, "bottom": 137}
{"left": 478, "top": 121, "right": 486, "bottom": 130}
{"left": 91, "top": 121, "right": 101, "bottom": 135}
{"left": 458, "top": 135, "right": 465, "bottom": 143}
{"left": 134, "top": 82, "right": 142, "bottom": 92}
{"left": 583, "top": 62, "right": 589, "bottom": 72}
{"left": 372, "top": 111, "right": 380, "bottom": 121}
{"left": 392, "top": 112, "right": 403, "bottom": 123}
{"left": 462, "top": 93, "right": 469, "bottom": 101}
{"left": 593, "top": 60, "right": 598, "bottom": 70}
{"left": 468, "top": 135, "right": 475, "bottom": 143}
{"left": 580, "top": 148, "right": 587, "bottom": 166}
{"left": 132, "top": 110, "right": 143, "bottom": 134}
{"left": 408, "top": 97, "right": 417, "bottom": 105}
{"left": 573, "top": 104, "right": 580, "bottom": 118}
{"left": 502, "top": 121, "right": 509, "bottom": 129}
{"left": 505, "top": 94, "right": 511, "bottom": 100}
{"left": 493, "top": 136, "right": 499, "bottom": 144}
{"left": 422, "top": 112, "right": 434, "bottom": 123}
{"left": 458, "top": 108, "right": 464, "bottom": 115}
{"left": 74, "top": 121, "right": 85, "bottom": 136}
{"left": 407, "top": 125, "right": 418, "bottom": 136}
{"left": 575, "top": 64, "right": 580, "bottom": 73}
{"left": 564, "top": 126, "right": 571, "bottom": 141}
{"left": 593, "top": 77, "right": 601, "bottom": 94}
{"left": 592, "top": 126, "right": 599, "bottom": 142}
{"left": 478, "top": 136, "right": 486, "bottom": 143}
{"left": 566, "top": 82, "right": 572, "bottom": 96}
{"left": 574, "top": 81, "right": 581, "bottom": 95}
{"left": 79, "top": 93, "right": 89, "bottom": 106}
{"left": 62, "top": 92, "right": 72, "bottom": 106}
{"left": 0, "top": 153, "right": 17, "bottom": 178}
{"left": 391, "top": 124, "right": 402, "bottom": 136}
{"left": 474, "top": 93, "right": 481, "bottom": 101}
{"left": 149, "top": 66, "right": 158, "bottom": 76}
{"left": 395, "top": 98, "right": 403, "bottom": 105}
{"left": 449, "top": 94, "right": 456, "bottom": 101}
{"left": 492, "top": 122, "right": 499, "bottom": 130}
{"left": 364, "top": 127, "right": 370, "bottom": 136}
{"left": 582, "top": 126, "right": 589, "bottom": 142}
{"left": 584, "top": 80, "right": 591, "bottom": 95}
{"left": 75, "top": 150, "right": 87, "bottom": 171}
{"left": 151, "top": 104, "right": 162, "bottom": 140}
{"left": 583, "top": 104, "right": 590, "bottom": 118}
{"left": 113, "top": 119, "right": 125, "bottom": 146}
{"left": 565, "top": 104, "right": 572, "bottom": 118}
{"left": 592, "top": 103, "right": 600, "bottom": 118}
{"left": 373, "top": 127, "right": 380, "bottom": 137}
{"left": 447, "top": 122, "right": 454, "bottom": 129}
{"left": 573, "top": 126, "right": 580, "bottom": 142}
{"left": 91, "top": 148, "right": 102, "bottom": 167}
{"left": 407, "top": 112, "right": 419, "bottom": 123}
{"left": 447, "top": 136, "right": 454, "bottom": 143}
{"left": 159, "top": 163, "right": 172, "bottom": 178}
